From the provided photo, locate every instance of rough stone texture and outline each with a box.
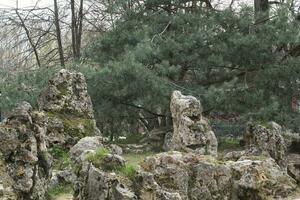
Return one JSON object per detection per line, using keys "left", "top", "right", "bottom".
{"left": 108, "top": 144, "right": 123, "bottom": 155}
{"left": 0, "top": 102, "right": 52, "bottom": 200}
{"left": 101, "top": 154, "right": 125, "bottom": 170}
{"left": 287, "top": 154, "right": 300, "bottom": 184}
{"left": 74, "top": 163, "right": 136, "bottom": 200}
{"left": 69, "top": 136, "right": 104, "bottom": 163}
{"left": 228, "top": 158, "right": 296, "bottom": 199}
{"left": 134, "top": 152, "right": 296, "bottom": 200}
{"left": 244, "top": 122, "right": 287, "bottom": 168}
{"left": 38, "top": 69, "right": 101, "bottom": 147}
{"left": 164, "top": 91, "right": 217, "bottom": 156}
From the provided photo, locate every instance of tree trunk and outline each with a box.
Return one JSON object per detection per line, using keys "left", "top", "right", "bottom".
{"left": 71, "top": 0, "right": 84, "bottom": 60}
{"left": 54, "top": 0, "right": 65, "bottom": 66}
{"left": 254, "top": 0, "right": 269, "bottom": 23}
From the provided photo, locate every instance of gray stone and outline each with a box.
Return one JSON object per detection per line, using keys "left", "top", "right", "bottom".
{"left": 38, "top": 69, "right": 101, "bottom": 147}
{"left": 0, "top": 102, "right": 52, "bottom": 200}
{"left": 164, "top": 91, "right": 217, "bottom": 156}
{"left": 244, "top": 122, "right": 287, "bottom": 168}
{"left": 70, "top": 136, "right": 104, "bottom": 163}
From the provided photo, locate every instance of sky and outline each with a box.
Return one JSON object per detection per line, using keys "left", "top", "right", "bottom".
{"left": 0, "top": 0, "right": 51, "bottom": 8}
{"left": 0, "top": 0, "right": 253, "bottom": 9}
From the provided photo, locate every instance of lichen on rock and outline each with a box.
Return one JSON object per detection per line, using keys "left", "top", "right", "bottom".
{"left": 0, "top": 102, "right": 52, "bottom": 200}
{"left": 38, "top": 69, "right": 101, "bottom": 148}
{"left": 164, "top": 91, "right": 218, "bottom": 157}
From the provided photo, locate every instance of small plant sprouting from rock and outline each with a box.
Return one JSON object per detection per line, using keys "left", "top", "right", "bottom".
{"left": 118, "top": 164, "right": 136, "bottom": 179}
{"left": 47, "top": 183, "right": 73, "bottom": 199}
{"left": 85, "top": 147, "right": 109, "bottom": 167}
{"left": 49, "top": 145, "right": 72, "bottom": 169}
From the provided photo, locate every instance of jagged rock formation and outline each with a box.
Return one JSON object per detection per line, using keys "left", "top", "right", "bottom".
{"left": 38, "top": 69, "right": 100, "bottom": 148}
{"left": 243, "top": 121, "right": 287, "bottom": 168}
{"left": 0, "top": 102, "right": 52, "bottom": 200}
{"left": 74, "top": 163, "right": 137, "bottom": 200}
{"left": 134, "top": 152, "right": 296, "bottom": 200}
{"left": 164, "top": 91, "right": 217, "bottom": 156}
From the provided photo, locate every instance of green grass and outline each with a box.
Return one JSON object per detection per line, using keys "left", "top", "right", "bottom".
{"left": 118, "top": 164, "right": 137, "bottom": 179}
{"left": 85, "top": 147, "right": 109, "bottom": 167}
{"left": 47, "top": 183, "right": 73, "bottom": 199}
{"left": 49, "top": 145, "right": 72, "bottom": 170}
{"left": 218, "top": 138, "right": 243, "bottom": 159}
{"left": 123, "top": 152, "right": 156, "bottom": 167}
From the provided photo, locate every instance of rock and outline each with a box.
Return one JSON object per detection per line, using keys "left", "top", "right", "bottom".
{"left": 224, "top": 150, "right": 246, "bottom": 161}
{"left": 101, "top": 154, "right": 125, "bottom": 170}
{"left": 112, "top": 183, "right": 137, "bottom": 200}
{"left": 70, "top": 136, "right": 104, "bottom": 163}
{"left": 228, "top": 158, "right": 296, "bottom": 199}
{"left": 164, "top": 91, "right": 217, "bottom": 156}
{"left": 244, "top": 122, "right": 287, "bottom": 168}
{"left": 287, "top": 154, "right": 300, "bottom": 184}
{"left": 74, "top": 163, "right": 135, "bottom": 200}
{"left": 38, "top": 69, "right": 101, "bottom": 148}
{"left": 108, "top": 144, "right": 123, "bottom": 155}
{"left": 0, "top": 102, "right": 52, "bottom": 200}
{"left": 135, "top": 151, "right": 296, "bottom": 200}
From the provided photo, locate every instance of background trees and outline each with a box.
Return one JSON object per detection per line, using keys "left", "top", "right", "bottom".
{"left": 1, "top": 0, "right": 300, "bottom": 138}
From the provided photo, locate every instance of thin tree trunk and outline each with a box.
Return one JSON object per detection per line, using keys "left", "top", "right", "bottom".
{"left": 254, "top": 0, "right": 269, "bottom": 23}
{"left": 54, "top": 0, "right": 65, "bottom": 66}
{"left": 71, "top": 0, "right": 77, "bottom": 59}
{"left": 76, "top": 0, "right": 84, "bottom": 58}
{"left": 15, "top": 9, "right": 41, "bottom": 68}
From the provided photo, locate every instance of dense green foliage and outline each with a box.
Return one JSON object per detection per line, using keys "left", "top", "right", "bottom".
{"left": 85, "top": 2, "right": 300, "bottom": 131}
{"left": 1, "top": 1, "right": 300, "bottom": 134}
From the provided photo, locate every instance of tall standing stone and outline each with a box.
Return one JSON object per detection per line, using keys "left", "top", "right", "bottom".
{"left": 164, "top": 91, "right": 217, "bottom": 156}
{"left": 0, "top": 102, "right": 52, "bottom": 200}
{"left": 38, "top": 69, "right": 101, "bottom": 148}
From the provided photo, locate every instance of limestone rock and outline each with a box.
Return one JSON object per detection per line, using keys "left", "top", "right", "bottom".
{"left": 74, "top": 163, "right": 135, "bottom": 200}
{"left": 228, "top": 158, "right": 296, "bottom": 199}
{"left": 70, "top": 136, "right": 104, "bottom": 163}
{"left": 164, "top": 91, "right": 217, "bottom": 156}
{"left": 244, "top": 122, "right": 287, "bottom": 168}
{"left": 101, "top": 154, "right": 125, "bottom": 170}
{"left": 108, "top": 144, "right": 123, "bottom": 155}
{"left": 135, "top": 151, "right": 296, "bottom": 200}
{"left": 0, "top": 102, "right": 52, "bottom": 200}
{"left": 112, "top": 183, "right": 137, "bottom": 200}
{"left": 38, "top": 69, "right": 101, "bottom": 147}
{"left": 287, "top": 154, "right": 300, "bottom": 184}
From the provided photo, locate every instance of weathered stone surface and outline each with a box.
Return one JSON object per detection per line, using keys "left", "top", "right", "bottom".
{"left": 287, "top": 154, "right": 300, "bottom": 184}
{"left": 38, "top": 69, "right": 101, "bottom": 147}
{"left": 164, "top": 91, "right": 217, "bottom": 156}
{"left": 108, "top": 144, "right": 123, "bottom": 155}
{"left": 38, "top": 69, "right": 94, "bottom": 118}
{"left": 135, "top": 151, "right": 296, "bottom": 200}
{"left": 0, "top": 102, "right": 52, "bottom": 200}
{"left": 101, "top": 154, "right": 125, "bottom": 170}
{"left": 229, "top": 158, "right": 296, "bottom": 199}
{"left": 244, "top": 122, "right": 287, "bottom": 168}
{"left": 70, "top": 136, "right": 104, "bottom": 163}
{"left": 74, "top": 163, "right": 136, "bottom": 200}
{"left": 112, "top": 183, "right": 137, "bottom": 200}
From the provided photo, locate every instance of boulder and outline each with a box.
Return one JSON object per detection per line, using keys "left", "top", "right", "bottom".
{"left": 70, "top": 136, "right": 104, "bottom": 163}
{"left": 0, "top": 102, "right": 52, "bottom": 200}
{"left": 38, "top": 69, "right": 101, "bottom": 148}
{"left": 244, "top": 122, "right": 287, "bottom": 168}
{"left": 108, "top": 144, "right": 123, "bottom": 155}
{"left": 134, "top": 151, "right": 296, "bottom": 200}
{"left": 164, "top": 91, "right": 217, "bottom": 156}
{"left": 287, "top": 154, "right": 300, "bottom": 184}
{"left": 74, "top": 163, "right": 136, "bottom": 200}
